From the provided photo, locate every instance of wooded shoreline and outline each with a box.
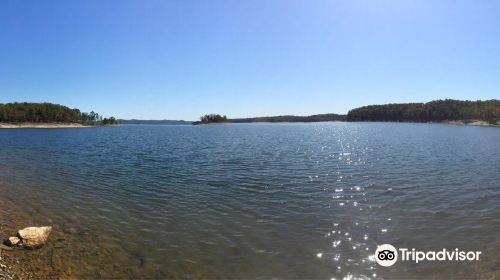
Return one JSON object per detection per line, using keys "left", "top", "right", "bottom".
{"left": 0, "top": 102, "right": 117, "bottom": 126}
{"left": 195, "top": 99, "right": 500, "bottom": 125}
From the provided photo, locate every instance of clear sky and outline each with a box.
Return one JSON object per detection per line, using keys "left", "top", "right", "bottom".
{"left": 0, "top": 0, "right": 499, "bottom": 120}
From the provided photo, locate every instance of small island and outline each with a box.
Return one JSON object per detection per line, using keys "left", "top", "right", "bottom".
{"left": 193, "top": 114, "right": 228, "bottom": 125}
{"left": 0, "top": 102, "right": 118, "bottom": 128}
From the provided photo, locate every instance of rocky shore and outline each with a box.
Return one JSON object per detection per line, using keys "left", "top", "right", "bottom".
{"left": 0, "top": 195, "right": 69, "bottom": 279}
{"left": 0, "top": 226, "right": 53, "bottom": 279}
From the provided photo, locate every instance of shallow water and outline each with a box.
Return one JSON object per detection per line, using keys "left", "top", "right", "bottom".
{"left": 0, "top": 123, "right": 499, "bottom": 279}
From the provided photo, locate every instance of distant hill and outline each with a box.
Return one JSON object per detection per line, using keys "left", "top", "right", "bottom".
{"left": 118, "top": 119, "right": 191, "bottom": 125}
{"left": 347, "top": 99, "right": 500, "bottom": 124}
{"left": 229, "top": 114, "right": 346, "bottom": 123}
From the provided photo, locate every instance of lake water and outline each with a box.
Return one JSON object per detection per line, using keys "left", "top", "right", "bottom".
{"left": 0, "top": 123, "right": 499, "bottom": 279}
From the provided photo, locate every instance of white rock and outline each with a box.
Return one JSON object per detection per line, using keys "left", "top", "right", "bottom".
{"left": 8, "top": 236, "right": 20, "bottom": 246}
{"left": 17, "top": 226, "right": 52, "bottom": 249}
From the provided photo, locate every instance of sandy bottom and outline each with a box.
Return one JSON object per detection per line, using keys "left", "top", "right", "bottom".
{"left": 0, "top": 123, "right": 89, "bottom": 129}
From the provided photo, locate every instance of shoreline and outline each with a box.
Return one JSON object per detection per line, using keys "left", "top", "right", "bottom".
{"left": 0, "top": 123, "right": 92, "bottom": 129}
{"left": 441, "top": 120, "right": 500, "bottom": 127}
{"left": 192, "top": 120, "right": 500, "bottom": 127}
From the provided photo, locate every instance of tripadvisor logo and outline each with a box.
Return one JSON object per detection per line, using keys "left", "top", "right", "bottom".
{"left": 375, "top": 244, "right": 398, "bottom": 267}
{"left": 375, "top": 244, "right": 482, "bottom": 267}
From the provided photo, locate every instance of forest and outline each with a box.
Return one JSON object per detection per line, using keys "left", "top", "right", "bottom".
{"left": 0, "top": 102, "right": 118, "bottom": 125}
{"left": 346, "top": 99, "right": 500, "bottom": 124}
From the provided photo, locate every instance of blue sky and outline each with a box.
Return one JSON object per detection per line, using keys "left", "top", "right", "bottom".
{"left": 0, "top": 0, "right": 499, "bottom": 120}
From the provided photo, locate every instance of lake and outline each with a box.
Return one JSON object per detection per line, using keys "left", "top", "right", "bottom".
{"left": 0, "top": 122, "right": 498, "bottom": 279}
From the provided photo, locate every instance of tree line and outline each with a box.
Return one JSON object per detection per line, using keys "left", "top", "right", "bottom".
{"left": 0, "top": 102, "right": 118, "bottom": 125}
{"left": 346, "top": 99, "right": 500, "bottom": 124}
{"left": 195, "top": 99, "right": 499, "bottom": 125}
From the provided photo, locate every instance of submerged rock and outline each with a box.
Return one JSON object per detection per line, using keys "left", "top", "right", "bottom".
{"left": 17, "top": 226, "right": 52, "bottom": 249}
{"left": 0, "top": 244, "right": 13, "bottom": 251}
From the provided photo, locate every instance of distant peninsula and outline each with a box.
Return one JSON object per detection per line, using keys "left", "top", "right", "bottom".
{"left": 194, "top": 99, "right": 500, "bottom": 126}
{"left": 0, "top": 102, "right": 118, "bottom": 128}
{"left": 192, "top": 113, "right": 346, "bottom": 125}
{"left": 231, "top": 113, "right": 347, "bottom": 123}
{"left": 118, "top": 119, "right": 191, "bottom": 125}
